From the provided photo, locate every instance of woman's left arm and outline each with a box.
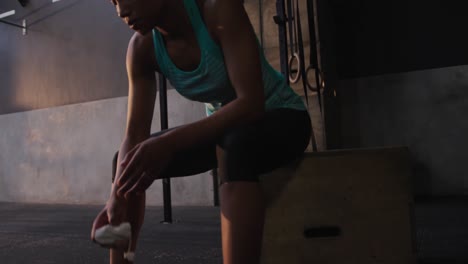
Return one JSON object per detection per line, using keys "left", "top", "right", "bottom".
{"left": 117, "top": 0, "right": 264, "bottom": 195}
{"left": 164, "top": 0, "right": 265, "bottom": 152}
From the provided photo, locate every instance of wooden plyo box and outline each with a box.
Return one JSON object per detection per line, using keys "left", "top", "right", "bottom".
{"left": 259, "top": 147, "right": 416, "bottom": 264}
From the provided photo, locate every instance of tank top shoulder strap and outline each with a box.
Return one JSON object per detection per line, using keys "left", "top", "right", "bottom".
{"left": 183, "top": 0, "right": 203, "bottom": 29}
{"left": 151, "top": 29, "right": 170, "bottom": 77}
{"left": 183, "top": 0, "right": 217, "bottom": 49}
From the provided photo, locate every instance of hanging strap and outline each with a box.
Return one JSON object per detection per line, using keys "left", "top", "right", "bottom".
{"left": 293, "top": 0, "right": 318, "bottom": 152}
{"left": 305, "top": 0, "right": 324, "bottom": 118}
{"left": 274, "top": 0, "right": 289, "bottom": 79}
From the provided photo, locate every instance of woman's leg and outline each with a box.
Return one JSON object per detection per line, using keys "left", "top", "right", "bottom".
{"left": 216, "top": 108, "right": 311, "bottom": 264}
{"left": 109, "top": 193, "right": 145, "bottom": 264}
{"left": 108, "top": 127, "right": 218, "bottom": 264}
{"left": 217, "top": 147, "right": 266, "bottom": 264}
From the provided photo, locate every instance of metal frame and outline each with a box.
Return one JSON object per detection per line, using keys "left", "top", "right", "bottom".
{"left": 158, "top": 74, "right": 173, "bottom": 224}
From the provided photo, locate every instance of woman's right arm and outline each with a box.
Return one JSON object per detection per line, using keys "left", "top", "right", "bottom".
{"left": 107, "top": 31, "right": 158, "bottom": 224}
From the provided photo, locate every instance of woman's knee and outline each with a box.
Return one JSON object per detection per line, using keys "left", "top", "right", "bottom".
{"left": 110, "top": 128, "right": 173, "bottom": 183}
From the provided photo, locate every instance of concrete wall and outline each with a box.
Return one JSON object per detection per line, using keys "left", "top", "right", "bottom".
{"left": 0, "top": 92, "right": 216, "bottom": 205}
{"left": 334, "top": 66, "right": 468, "bottom": 196}
{"left": 0, "top": 0, "right": 132, "bottom": 115}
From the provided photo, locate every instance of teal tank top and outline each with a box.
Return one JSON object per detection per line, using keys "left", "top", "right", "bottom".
{"left": 152, "top": 0, "right": 307, "bottom": 116}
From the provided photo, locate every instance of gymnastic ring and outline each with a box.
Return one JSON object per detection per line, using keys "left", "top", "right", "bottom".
{"left": 305, "top": 66, "right": 326, "bottom": 92}
{"left": 288, "top": 53, "right": 301, "bottom": 84}
{"left": 305, "top": 65, "right": 317, "bottom": 91}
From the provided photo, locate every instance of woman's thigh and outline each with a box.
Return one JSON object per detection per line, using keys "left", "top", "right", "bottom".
{"left": 112, "top": 126, "right": 217, "bottom": 183}
{"left": 164, "top": 108, "right": 311, "bottom": 182}
{"left": 152, "top": 126, "right": 218, "bottom": 178}
{"left": 217, "top": 108, "right": 311, "bottom": 183}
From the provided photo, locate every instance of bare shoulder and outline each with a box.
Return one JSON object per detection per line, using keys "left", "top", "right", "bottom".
{"left": 201, "top": 0, "right": 243, "bottom": 16}
{"left": 126, "top": 32, "right": 159, "bottom": 77}
{"left": 200, "top": 0, "right": 250, "bottom": 43}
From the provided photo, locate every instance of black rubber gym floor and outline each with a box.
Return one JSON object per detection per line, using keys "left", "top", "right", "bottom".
{"left": 414, "top": 197, "right": 468, "bottom": 264}
{"left": 0, "top": 199, "right": 467, "bottom": 263}
{"left": 0, "top": 203, "right": 222, "bottom": 264}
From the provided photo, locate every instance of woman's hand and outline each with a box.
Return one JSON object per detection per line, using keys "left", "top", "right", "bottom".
{"left": 91, "top": 205, "right": 129, "bottom": 251}
{"left": 116, "top": 136, "right": 174, "bottom": 199}
{"left": 91, "top": 207, "right": 108, "bottom": 243}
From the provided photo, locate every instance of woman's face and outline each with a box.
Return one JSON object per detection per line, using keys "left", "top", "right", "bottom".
{"left": 110, "top": 0, "right": 162, "bottom": 35}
